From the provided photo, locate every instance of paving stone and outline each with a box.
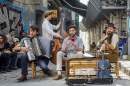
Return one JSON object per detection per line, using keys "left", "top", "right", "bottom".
{"left": 0, "top": 60, "right": 130, "bottom": 86}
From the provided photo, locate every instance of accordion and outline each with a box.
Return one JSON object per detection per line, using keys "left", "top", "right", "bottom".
{"left": 24, "top": 37, "right": 46, "bottom": 61}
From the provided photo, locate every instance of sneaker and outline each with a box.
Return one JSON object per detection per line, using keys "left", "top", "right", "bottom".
{"left": 17, "top": 76, "right": 27, "bottom": 82}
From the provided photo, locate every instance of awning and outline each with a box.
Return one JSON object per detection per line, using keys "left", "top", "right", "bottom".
{"left": 60, "top": 0, "right": 87, "bottom": 17}
{"left": 82, "top": 0, "right": 126, "bottom": 29}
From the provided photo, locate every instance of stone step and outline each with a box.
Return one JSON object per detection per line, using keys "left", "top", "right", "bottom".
{"left": 119, "top": 59, "right": 130, "bottom": 76}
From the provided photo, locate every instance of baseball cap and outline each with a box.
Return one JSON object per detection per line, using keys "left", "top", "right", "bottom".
{"left": 44, "top": 10, "right": 53, "bottom": 17}
{"left": 13, "top": 38, "right": 19, "bottom": 42}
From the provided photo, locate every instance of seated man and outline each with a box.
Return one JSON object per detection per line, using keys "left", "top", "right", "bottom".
{"left": 53, "top": 25, "right": 83, "bottom": 80}
{"left": 97, "top": 23, "right": 119, "bottom": 62}
{"left": 14, "top": 25, "right": 52, "bottom": 82}
{"left": 6, "top": 29, "right": 15, "bottom": 45}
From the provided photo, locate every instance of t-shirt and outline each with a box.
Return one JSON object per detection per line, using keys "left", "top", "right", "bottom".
{"left": 20, "top": 37, "right": 30, "bottom": 47}
{"left": 19, "top": 35, "right": 25, "bottom": 41}
{"left": 6, "top": 34, "right": 15, "bottom": 42}
{"left": 10, "top": 44, "right": 20, "bottom": 52}
{"left": 0, "top": 42, "right": 10, "bottom": 52}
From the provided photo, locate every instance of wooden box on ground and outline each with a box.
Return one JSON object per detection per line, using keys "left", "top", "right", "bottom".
{"left": 65, "top": 58, "right": 113, "bottom": 85}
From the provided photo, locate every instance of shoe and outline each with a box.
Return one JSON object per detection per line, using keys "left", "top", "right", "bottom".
{"left": 9, "top": 67, "right": 17, "bottom": 70}
{"left": 53, "top": 74, "right": 62, "bottom": 80}
{"left": 3, "top": 68, "right": 12, "bottom": 72}
{"left": 0, "top": 70, "right": 6, "bottom": 73}
{"left": 17, "top": 76, "right": 27, "bottom": 82}
{"left": 46, "top": 69, "right": 53, "bottom": 77}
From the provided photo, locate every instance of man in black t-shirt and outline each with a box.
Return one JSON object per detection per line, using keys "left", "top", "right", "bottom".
{"left": 18, "top": 30, "right": 26, "bottom": 41}
{"left": 0, "top": 34, "right": 17, "bottom": 73}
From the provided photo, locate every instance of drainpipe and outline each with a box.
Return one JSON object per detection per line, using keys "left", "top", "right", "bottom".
{"left": 127, "top": 0, "right": 130, "bottom": 55}
{"left": 75, "top": 0, "right": 80, "bottom": 36}
{"left": 118, "top": 10, "right": 123, "bottom": 36}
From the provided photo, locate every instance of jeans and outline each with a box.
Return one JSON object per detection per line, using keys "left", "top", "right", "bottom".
{"left": 9, "top": 52, "right": 18, "bottom": 67}
{"left": 20, "top": 53, "right": 49, "bottom": 76}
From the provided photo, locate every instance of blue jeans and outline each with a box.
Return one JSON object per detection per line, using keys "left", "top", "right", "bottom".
{"left": 20, "top": 53, "right": 49, "bottom": 76}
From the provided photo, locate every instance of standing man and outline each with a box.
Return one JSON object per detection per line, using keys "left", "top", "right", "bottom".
{"left": 53, "top": 25, "right": 83, "bottom": 80}
{"left": 42, "top": 10, "right": 62, "bottom": 40}
{"left": 6, "top": 29, "right": 15, "bottom": 45}
{"left": 98, "top": 23, "right": 119, "bottom": 62}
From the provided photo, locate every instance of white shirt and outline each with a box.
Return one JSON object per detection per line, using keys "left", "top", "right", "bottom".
{"left": 6, "top": 34, "right": 15, "bottom": 42}
{"left": 42, "top": 19, "right": 61, "bottom": 40}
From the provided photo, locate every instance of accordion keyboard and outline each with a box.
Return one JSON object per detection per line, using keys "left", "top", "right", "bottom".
{"left": 32, "top": 38, "right": 42, "bottom": 57}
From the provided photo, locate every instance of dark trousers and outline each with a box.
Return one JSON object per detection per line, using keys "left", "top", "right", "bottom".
{"left": 0, "top": 52, "right": 18, "bottom": 70}
{"left": 0, "top": 53, "right": 10, "bottom": 70}
{"left": 9, "top": 52, "right": 18, "bottom": 67}
{"left": 20, "top": 53, "right": 49, "bottom": 76}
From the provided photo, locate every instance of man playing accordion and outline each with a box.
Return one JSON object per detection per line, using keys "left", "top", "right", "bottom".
{"left": 14, "top": 25, "right": 53, "bottom": 82}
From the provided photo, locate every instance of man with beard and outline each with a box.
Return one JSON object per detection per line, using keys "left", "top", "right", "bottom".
{"left": 53, "top": 25, "right": 83, "bottom": 80}
{"left": 97, "top": 23, "right": 119, "bottom": 62}
{"left": 14, "top": 25, "right": 52, "bottom": 82}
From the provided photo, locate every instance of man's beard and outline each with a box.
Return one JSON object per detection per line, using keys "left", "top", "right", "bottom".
{"left": 107, "top": 32, "right": 113, "bottom": 35}
{"left": 70, "top": 34, "right": 75, "bottom": 38}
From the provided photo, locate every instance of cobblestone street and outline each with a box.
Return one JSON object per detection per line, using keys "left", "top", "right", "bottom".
{"left": 0, "top": 60, "right": 130, "bottom": 86}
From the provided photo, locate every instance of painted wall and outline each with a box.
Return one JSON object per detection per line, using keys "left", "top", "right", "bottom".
{"left": 0, "top": 0, "right": 45, "bottom": 36}
{"left": 12, "top": 0, "right": 36, "bottom": 35}
{"left": 0, "top": 0, "right": 24, "bottom": 37}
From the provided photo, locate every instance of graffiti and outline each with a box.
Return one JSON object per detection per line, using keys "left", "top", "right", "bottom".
{"left": 0, "top": 1, "right": 24, "bottom": 37}
{"left": 29, "top": 20, "right": 34, "bottom": 27}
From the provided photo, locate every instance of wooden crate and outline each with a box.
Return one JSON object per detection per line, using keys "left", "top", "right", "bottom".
{"left": 66, "top": 58, "right": 103, "bottom": 76}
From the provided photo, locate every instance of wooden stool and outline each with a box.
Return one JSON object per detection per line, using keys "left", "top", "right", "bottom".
{"left": 110, "top": 60, "right": 119, "bottom": 78}
{"left": 31, "top": 61, "right": 44, "bottom": 79}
